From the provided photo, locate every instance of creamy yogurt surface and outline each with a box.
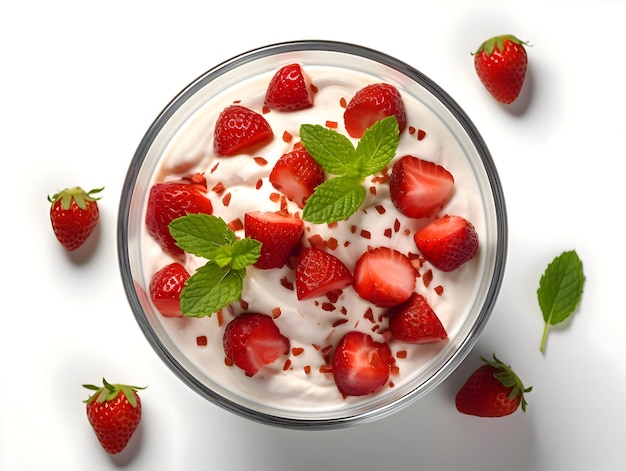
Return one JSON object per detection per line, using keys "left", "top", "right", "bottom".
{"left": 140, "top": 63, "right": 487, "bottom": 413}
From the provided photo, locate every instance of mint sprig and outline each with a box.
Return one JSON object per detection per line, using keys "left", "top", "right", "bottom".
{"left": 168, "top": 214, "right": 261, "bottom": 317}
{"left": 300, "top": 116, "right": 399, "bottom": 224}
{"left": 537, "top": 250, "right": 585, "bottom": 353}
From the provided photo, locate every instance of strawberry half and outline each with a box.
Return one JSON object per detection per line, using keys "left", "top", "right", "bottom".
{"left": 295, "top": 247, "right": 353, "bottom": 300}
{"left": 48, "top": 186, "right": 103, "bottom": 251}
{"left": 223, "top": 313, "right": 290, "bottom": 376}
{"left": 265, "top": 63, "right": 315, "bottom": 111}
{"left": 387, "top": 292, "right": 448, "bottom": 343}
{"left": 343, "top": 83, "right": 407, "bottom": 138}
{"left": 353, "top": 247, "right": 416, "bottom": 308}
{"left": 145, "top": 181, "right": 213, "bottom": 258}
{"left": 473, "top": 34, "right": 529, "bottom": 105}
{"left": 389, "top": 155, "right": 454, "bottom": 219}
{"left": 414, "top": 215, "right": 479, "bottom": 272}
{"left": 244, "top": 211, "right": 304, "bottom": 269}
{"left": 83, "top": 379, "right": 145, "bottom": 454}
{"left": 213, "top": 104, "right": 273, "bottom": 156}
{"left": 269, "top": 144, "right": 325, "bottom": 208}
{"left": 455, "top": 354, "right": 532, "bottom": 417}
{"left": 332, "top": 331, "right": 394, "bottom": 397}
{"left": 149, "top": 262, "right": 190, "bottom": 317}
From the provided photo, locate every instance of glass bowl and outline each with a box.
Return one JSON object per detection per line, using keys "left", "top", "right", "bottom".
{"left": 117, "top": 40, "right": 507, "bottom": 429}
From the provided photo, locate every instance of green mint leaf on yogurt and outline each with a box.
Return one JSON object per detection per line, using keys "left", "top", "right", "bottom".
{"left": 301, "top": 116, "right": 399, "bottom": 224}
{"left": 300, "top": 176, "right": 366, "bottom": 224}
{"left": 180, "top": 264, "right": 246, "bottom": 318}
{"left": 168, "top": 214, "right": 261, "bottom": 317}
{"left": 537, "top": 250, "right": 585, "bottom": 353}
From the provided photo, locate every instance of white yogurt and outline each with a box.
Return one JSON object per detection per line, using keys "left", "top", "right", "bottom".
{"left": 141, "top": 65, "right": 485, "bottom": 412}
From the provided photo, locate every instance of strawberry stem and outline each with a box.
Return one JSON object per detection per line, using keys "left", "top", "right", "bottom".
{"left": 480, "top": 353, "right": 532, "bottom": 412}
{"left": 83, "top": 378, "right": 146, "bottom": 407}
{"left": 540, "top": 322, "right": 550, "bottom": 353}
{"left": 473, "top": 34, "right": 529, "bottom": 56}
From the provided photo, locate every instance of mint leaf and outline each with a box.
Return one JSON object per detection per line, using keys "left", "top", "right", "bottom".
{"left": 169, "top": 214, "right": 236, "bottom": 259}
{"left": 537, "top": 250, "right": 585, "bottom": 353}
{"left": 301, "top": 176, "right": 366, "bottom": 224}
{"left": 229, "top": 238, "right": 263, "bottom": 270}
{"left": 300, "top": 124, "right": 359, "bottom": 176}
{"left": 301, "top": 116, "right": 400, "bottom": 224}
{"left": 180, "top": 263, "right": 245, "bottom": 317}
{"left": 168, "top": 214, "right": 261, "bottom": 317}
{"left": 354, "top": 116, "right": 399, "bottom": 175}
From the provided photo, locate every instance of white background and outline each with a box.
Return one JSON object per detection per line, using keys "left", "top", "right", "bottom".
{"left": 2, "top": 1, "right": 624, "bottom": 470}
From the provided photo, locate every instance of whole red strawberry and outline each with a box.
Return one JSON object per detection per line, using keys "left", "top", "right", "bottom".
{"left": 473, "top": 34, "right": 528, "bottom": 104}
{"left": 83, "top": 379, "right": 146, "bottom": 454}
{"left": 455, "top": 354, "right": 532, "bottom": 417}
{"left": 48, "top": 186, "right": 103, "bottom": 251}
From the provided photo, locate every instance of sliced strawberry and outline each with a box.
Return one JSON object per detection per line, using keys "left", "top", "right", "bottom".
{"left": 353, "top": 247, "right": 416, "bottom": 308}
{"left": 213, "top": 105, "right": 273, "bottom": 156}
{"left": 223, "top": 313, "right": 290, "bottom": 376}
{"left": 389, "top": 155, "right": 455, "bottom": 219}
{"left": 414, "top": 215, "right": 479, "bottom": 272}
{"left": 265, "top": 63, "right": 315, "bottom": 111}
{"left": 145, "top": 181, "right": 213, "bottom": 258}
{"left": 149, "top": 262, "right": 190, "bottom": 318}
{"left": 269, "top": 145, "right": 325, "bottom": 208}
{"left": 343, "top": 83, "right": 407, "bottom": 138}
{"left": 387, "top": 292, "right": 448, "bottom": 343}
{"left": 332, "top": 331, "right": 394, "bottom": 397}
{"left": 244, "top": 211, "right": 304, "bottom": 269}
{"left": 295, "top": 247, "right": 353, "bottom": 300}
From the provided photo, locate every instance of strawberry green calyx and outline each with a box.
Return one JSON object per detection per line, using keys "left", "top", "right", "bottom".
{"left": 473, "top": 34, "right": 528, "bottom": 56}
{"left": 48, "top": 186, "right": 104, "bottom": 211}
{"left": 83, "top": 378, "right": 146, "bottom": 408}
{"left": 480, "top": 353, "right": 532, "bottom": 412}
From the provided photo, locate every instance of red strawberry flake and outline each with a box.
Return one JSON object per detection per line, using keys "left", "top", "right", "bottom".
{"left": 353, "top": 247, "right": 416, "bottom": 308}
{"left": 244, "top": 211, "right": 304, "bottom": 269}
{"left": 265, "top": 63, "right": 315, "bottom": 111}
{"left": 149, "top": 262, "right": 191, "bottom": 318}
{"left": 387, "top": 293, "right": 448, "bottom": 343}
{"left": 414, "top": 215, "right": 479, "bottom": 272}
{"left": 269, "top": 146, "right": 325, "bottom": 208}
{"left": 196, "top": 336, "right": 208, "bottom": 347}
{"left": 145, "top": 181, "right": 213, "bottom": 258}
{"left": 211, "top": 181, "right": 226, "bottom": 194}
{"left": 213, "top": 105, "right": 273, "bottom": 156}
{"left": 332, "top": 331, "right": 394, "bottom": 397}
{"left": 295, "top": 247, "right": 353, "bottom": 301}
{"left": 343, "top": 83, "right": 407, "bottom": 138}
{"left": 223, "top": 313, "right": 290, "bottom": 376}
{"left": 389, "top": 155, "right": 455, "bottom": 219}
